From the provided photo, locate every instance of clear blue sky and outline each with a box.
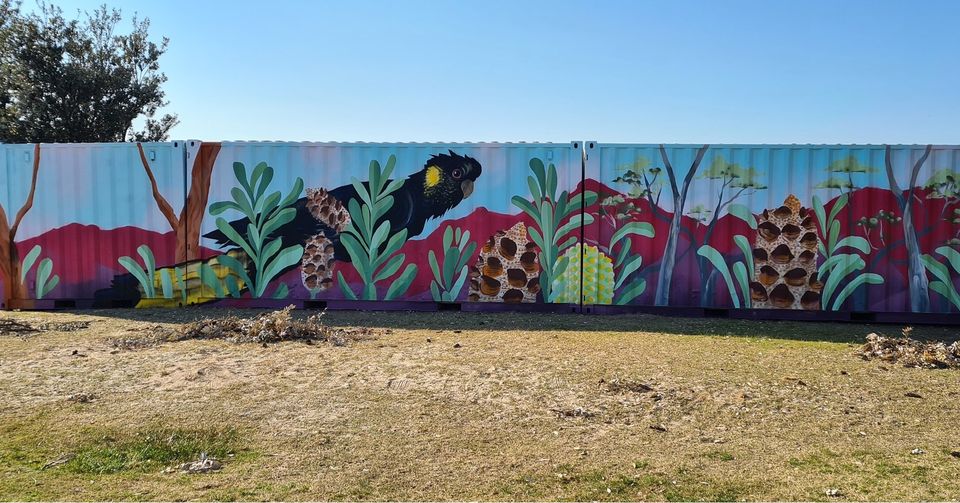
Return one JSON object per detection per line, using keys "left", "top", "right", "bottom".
{"left": 45, "top": 0, "right": 960, "bottom": 143}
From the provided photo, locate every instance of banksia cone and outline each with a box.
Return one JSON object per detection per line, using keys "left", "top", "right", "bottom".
{"left": 750, "top": 195, "right": 821, "bottom": 310}
{"left": 468, "top": 222, "right": 541, "bottom": 303}
{"left": 552, "top": 244, "right": 614, "bottom": 304}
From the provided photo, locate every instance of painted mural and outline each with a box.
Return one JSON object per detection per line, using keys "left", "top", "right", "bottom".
{"left": 0, "top": 141, "right": 958, "bottom": 315}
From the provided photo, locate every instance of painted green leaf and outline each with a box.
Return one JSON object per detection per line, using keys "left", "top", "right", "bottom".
{"left": 351, "top": 178, "right": 374, "bottom": 211}
{"left": 259, "top": 245, "right": 305, "bottom": 297}
{"left": 160, "top": 268, "right": 173, "bottom": 299}
{"left": 233, "top": 162, "right": 250, "bottom": 196}
{"left": 36, "top": 258, "right": 53, "bottom": 299}
{"left": 199, "top": 263, "right": 225, "bottom": 298}
{"left": 727, "top": 204, "right": 757, "bottom": 230}
{"left": 428, "top": 250, "right": 442, "bottom": 286}
{"left": 384, "top": 264, "right": 417, "bottom": 301}
{"left": 834, "top": 236, "right": 870, "bottom": 254}
{"left": 208, "top": 201, "right": 241, "bottom": 216}
{"left": 137, "top": 245, "right": 156, "bottom": 277}
{"left": 580, "top": 191, "right": 598, "bottom": 208}
{"left": 935, "top": 246, "right": 960, "bottom": 274}
{"left": 546, "top": 163, "right": 558, "bottom": 200}
{"left": 511, "top": 196, "right": 539, "bottom": 221}
{"left": 442, "top": 246, "right": 459, "bottom": 288}
{"left": 614, "top": 243, "right": 631, "bottom": 269}
{"left": 732, "top": 261, "right": 750, "bottom": 309}
{"left": 258, "top": 191, "right": 281, "bottom": 220}
{"left": 615, "top": 279, "right": 646, "bottom": 305}
{"left": 527, "top": 226, "right": 545, "bottom": 251}
{"left": 230, "top": 187, "right": 254, "bottom": 219}
{"left": 21, "top": 245, "right": 42, "bottom": 282}
{"left": 733, "top": 235, "right": 754, "bottom": 278}
{"left": 455, "top": 242, "right": 477, "bottom": 274}
{"left": 278, "top": 178, "right": 304, "bottom": 209}
{"left": 921, "top": 254, "right": 952, "bottom": 287}
{"left": 217, "top": 254, "right": 253, "bottom": 289}
{"left": 272, "top": 283, "right": 289, "bottom": 299}
{"left": 529, "top": 158, "right": 547, "bottom": 195}
{"left": 442, "top": 226, "right": 453, "bottom": 252}
{"left": 527, "top": 176, "right": 542, "bottom": 202}
{"left": 430, "top": 281, "right": 442, "bottom": 302}
{"left": 610, "top": 222, "right": 655, "bottom": 249}
{"left": 828, "top": 220, "right": 840, "bottom": 254}
{"left": 375, "top": 253, "right": 406, "bottom": 282}
{"left": 449, "top": 266, "right": 469, "bottom": 301}
{"left": 118, "top": 256, "right": 152, "bottom": 298}
{"left": 339, "top": 233, "right": 370, "bottom": 280}
{"left": 259, "top": 239, "right": 283, "bottom": 264}
{"left": 382, "top": 178, "right": 405, "bottom": 198}
{"left": 215, "top": 217, "right": 256, "bottom": 260}
{"left": 225, "top": 275, "right": 241, "bottom": 298}
{"left": 812, "top": 195, "right": 827, "bottom": 237}
{"left": 929, "top": 281, "right": 960, "bottom": 310}
{"left": 252, "top": 163, "right": 273, "bottom": 202}
{"left": 822, "top": 256, "right": 866, "bottom": 309}
{"left": 39, "top": 274, "right": 59, "bottom": 299}
{"left": 831, "top": 272, "right": 883, "bottom": 311}
{"left": 827, "top": 193, "right": 849, "bottom": 226}
{"left": 697, "top": 245, "right": 740, "bottom": 308}
{"left": 376, "top": 229, "right": 408, "bottom": 269}
{"left": 615, "top": 254, "right": 644, "bottom": 290}
{"left": 337, "top": 271, "right": 357, "bottom": 300}
{"left": 555, "top": 214, "right": 585, "bottom": 242}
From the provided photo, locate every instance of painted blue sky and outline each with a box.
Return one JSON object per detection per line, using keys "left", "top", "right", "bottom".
{"left": 35, "top": 0, "right": 960, "bottom": 144}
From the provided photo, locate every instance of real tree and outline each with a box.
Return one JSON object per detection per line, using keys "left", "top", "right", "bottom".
{"left": 0, "top": 0, "right": 177, "bottom": 143}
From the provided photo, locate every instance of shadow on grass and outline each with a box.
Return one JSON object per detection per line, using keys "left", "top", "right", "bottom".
{"left": 41, "top": 307, "right": 960, "bottom": 344}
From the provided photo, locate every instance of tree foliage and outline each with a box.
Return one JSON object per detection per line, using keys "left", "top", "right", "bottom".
{"left": 0, "top": 0, "right": 177, "bottom": 142}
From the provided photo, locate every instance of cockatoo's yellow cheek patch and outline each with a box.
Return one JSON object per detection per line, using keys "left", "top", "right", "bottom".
{"left": 425, "top": 166, "right": 442, "bottom": 188}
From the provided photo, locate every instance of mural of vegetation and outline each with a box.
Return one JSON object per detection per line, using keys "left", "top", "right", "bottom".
{"left": 4, "top": 141, "right": 960, "bottom": 316}
{"left": 810, "top": 194, "right": 882, "bottom": 310}
{"left": 512, "top": 158, "right": 596, "bottom": 302}
{"left": 697, "top": 205, "right": 755, "bottom": 309}
{"left": 208, "top": 161, "right": 305, "bottom": 299}
{"left": 20, "top": 245, "right": 59, "bottom": 299}
{"left": 118, "top": 245, "right": 187, "bottom": 304}
{"left": 922, "top": 247, "right": 960, "bottom": 311}
{"left": 692, "top": 156, "right": 767, "bottom": 305}
{"left": 337, "top": 156, "right": 418, "bottom": 301}
{"left": 428, "top": 226, "right": 476, "bottom": 302}
{"left": 595, "top": 198, "right": 656, "bottom": 305}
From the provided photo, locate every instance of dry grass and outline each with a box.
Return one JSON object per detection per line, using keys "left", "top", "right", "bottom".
{"left": 1, "top": 308, "right": 958, "bottom": 501}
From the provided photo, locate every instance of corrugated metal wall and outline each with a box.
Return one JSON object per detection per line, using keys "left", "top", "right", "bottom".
{"left": 2, "top": 140, "right": 959, "bottom": 319}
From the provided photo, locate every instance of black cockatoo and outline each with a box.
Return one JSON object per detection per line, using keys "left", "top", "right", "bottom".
{"left": 93, "top": 150, "right": 482, "bottom": 307}
{"left": 204, "top": 150, "right": 483, "bottom": 293}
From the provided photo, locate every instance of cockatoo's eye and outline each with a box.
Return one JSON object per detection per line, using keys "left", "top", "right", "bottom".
{"left": 452, "top": 168, "right": 463, "bottom": 179}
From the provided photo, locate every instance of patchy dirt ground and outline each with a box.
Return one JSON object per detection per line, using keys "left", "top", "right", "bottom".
{"left": 1, "top": 309, "right": 959, "bottom": 501}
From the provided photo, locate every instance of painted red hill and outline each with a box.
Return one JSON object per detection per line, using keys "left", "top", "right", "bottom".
{"left": 13, "top": 224, "right": 216, "bottom": 300}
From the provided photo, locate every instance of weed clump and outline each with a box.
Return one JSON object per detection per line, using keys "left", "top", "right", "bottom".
{"left": 111, "top": 306, "right": 378, "bottom": 349}
{"left": 857, "top": 328, "right": 960, "bottom": 369}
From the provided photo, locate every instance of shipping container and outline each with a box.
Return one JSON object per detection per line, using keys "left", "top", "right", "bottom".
{"left": 1, "top": 140, "right": 958, "bottom": 321}
{"left": 0, "top": 141, "right": 185, "bottom": 309}
{"left": 583, "top": 143, "right": 960, "bottom": 318}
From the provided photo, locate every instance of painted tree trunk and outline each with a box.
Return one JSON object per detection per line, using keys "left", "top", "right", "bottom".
{"left": 901, "top": 201, "right": 930, "bottom": 312}
{"left": 885, "top": 144, "right": 932, "bottom": 313}
{"left": 653, "top": 144, "right": 709, "bottom": 306}
{"left": 139, "top": 142, "right": 221, "bottom": 263}
{"left": 0, "top": 144, "right": 40, "bottom": 305}
{"left": 655, "top": 208, "right": 684, "bottom": 305}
